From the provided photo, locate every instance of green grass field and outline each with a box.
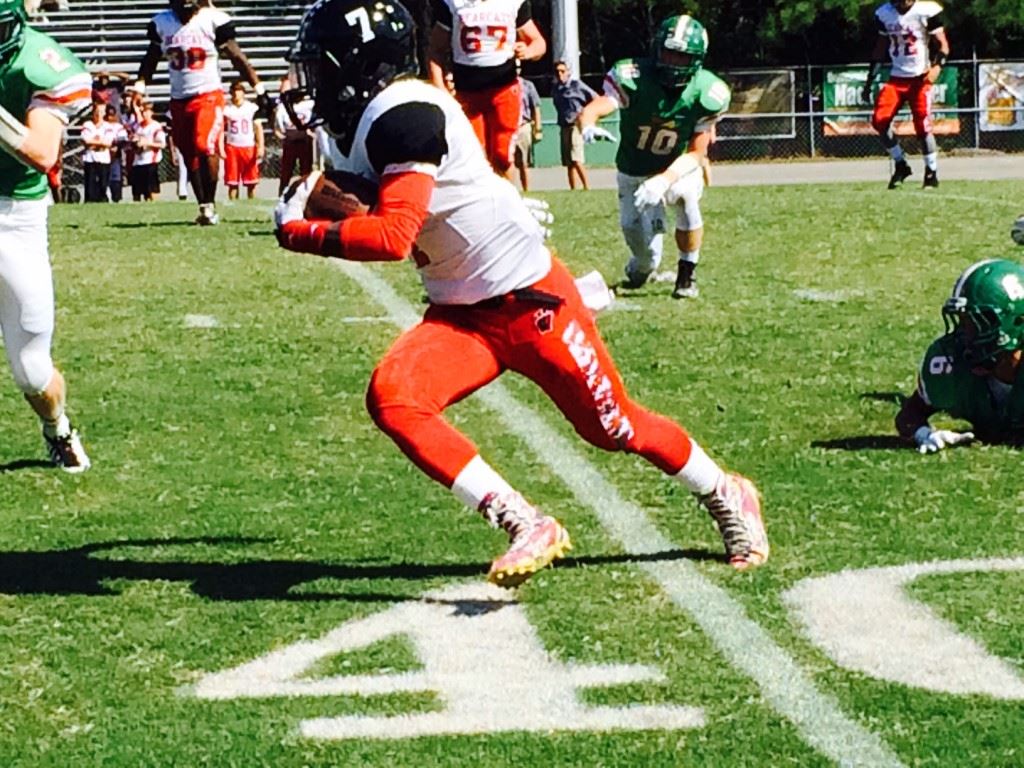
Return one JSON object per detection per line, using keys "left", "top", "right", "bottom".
{"left": 1, "top": 180, "right": 1022, "bottom": 767}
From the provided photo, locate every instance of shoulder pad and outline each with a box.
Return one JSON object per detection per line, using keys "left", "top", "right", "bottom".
{"left": 696, "top": 71, "right": 731, "bottom": 113}
{"left": 609, "top": 58, "right": 642, "bottom": 92}
{"left": 917, "top": 1, "right": 943, "bottom": 17}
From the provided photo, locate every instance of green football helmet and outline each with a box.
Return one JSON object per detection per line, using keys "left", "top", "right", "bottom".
{"left": 942, "top": 259, "right": 1024, "bottom": 367}
{"left": 0, "top": 0, "right": 25, "bottom": 70}
{"left": 652, "top": 14, "right": 708, "bottom": 90}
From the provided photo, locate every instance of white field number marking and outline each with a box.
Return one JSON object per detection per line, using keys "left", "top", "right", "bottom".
{"left": 784, "top": 557, "right": 1024, "bottom": 699}
{"left": 191, "top": 582, "right": 705, "bottom": 739}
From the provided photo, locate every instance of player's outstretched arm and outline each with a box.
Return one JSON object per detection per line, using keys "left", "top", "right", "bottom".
{"left": 895, "top": 391, "right": 974, "bottom": 453}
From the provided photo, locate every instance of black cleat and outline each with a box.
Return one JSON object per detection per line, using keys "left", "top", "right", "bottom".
{"left": 888, "top": 160, "right": 913, "bottom": 189}
{"left": 44, "top": 427, "right": 91, "bottom": 473}
{"left": 922, "top": 168, "right": 939, "bottom": 188}
{"left": 671, "top": 260, "right": 699, "bottom": 299}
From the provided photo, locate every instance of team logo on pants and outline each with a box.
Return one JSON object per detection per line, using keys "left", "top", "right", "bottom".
{"left": 534, "top": 308, "right": 555, "bottom": 334}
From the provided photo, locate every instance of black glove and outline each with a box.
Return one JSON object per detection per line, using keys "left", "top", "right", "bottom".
{"left": 256, "top": 89, "right": 274, "bottom": 121}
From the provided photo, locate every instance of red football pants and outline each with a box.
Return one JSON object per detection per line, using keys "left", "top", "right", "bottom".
{"left": 169, "top": 90, "right": 225, "bottom": 172}
{"left": 224, "top": 144, "right": 259, "bottom": 187}
{"left": 872, "top": 76, "right": 933, "bottom": 137}
{"left": 456, "top": 80, "right": 520, "bottom": 174}
{"left": 365, "top": 259, "right": 693, "bottom": 487}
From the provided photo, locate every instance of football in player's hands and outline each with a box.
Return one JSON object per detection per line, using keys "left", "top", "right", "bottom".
{"left": 302, "top": 170, "right": 379, "bottom": 220}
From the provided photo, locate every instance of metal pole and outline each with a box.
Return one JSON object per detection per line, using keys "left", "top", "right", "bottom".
{"left": 807, "top": 63, "right": 815, "bottom": 158}
{"left": 552, "top": 0, "right": 581, "bottom": 78}
{"left": 972, "top": 46, "right": 980, "bottom": 150}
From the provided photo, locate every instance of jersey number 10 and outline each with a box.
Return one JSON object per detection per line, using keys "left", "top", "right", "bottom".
{"left": 636, "top": 125, "right": 679, "bottom": 156}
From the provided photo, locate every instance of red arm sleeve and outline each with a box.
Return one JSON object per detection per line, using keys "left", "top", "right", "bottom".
{"left": 339, "top": 171, "right": 434, "bottom": 262}
{"left": 276, "top": 171, "right": 434, "bottom": 261}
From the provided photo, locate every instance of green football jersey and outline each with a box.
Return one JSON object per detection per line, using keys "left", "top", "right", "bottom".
{"left": 917, "top": 334, "right": 1024, "bottom": 441}
{"left": 0, "top": 27, "right": 91, "bottom": 200}
{"left": 604, "top": 57, "right": 730, "bottom": 178}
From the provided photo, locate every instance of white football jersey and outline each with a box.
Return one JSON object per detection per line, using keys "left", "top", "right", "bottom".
{"left": 132, "top": 120, "right": 166, "bottom": 165}
{"left": 80, "top": 119, "right": 111, "bottom": 164}
{"left": 434, "top": 0, "right": 527, "bottom": 68}
{"left": 149, "top": 7, "right": 233, "bottom": 99}
{"left": 875, "top": 1, "right": 944, "bottom": 78}
{"left": 223, "top": 101, "right": 258, "bottom": 148}
{"left": 330, "top": 78, "right": 550, "bottom": 305}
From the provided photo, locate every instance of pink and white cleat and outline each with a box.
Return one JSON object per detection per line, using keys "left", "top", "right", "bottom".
{"left": 479, "top": 492, "right": 572, "bottom": 588}
{"left": 698, "top": 473, "right": 768, "bottom": 570}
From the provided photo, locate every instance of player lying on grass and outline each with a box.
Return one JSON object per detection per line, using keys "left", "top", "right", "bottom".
{"left": 272, "top": 0, "right": 768, "bottom": 586}
{"left": 896, "top": 259, "right": 1024, "bottom": 452}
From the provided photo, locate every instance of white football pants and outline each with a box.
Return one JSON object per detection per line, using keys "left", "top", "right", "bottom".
{"left": 617, "top": 169, "right": 704, "bottom": 276}
{"left": 0, "top": 197, "right": 56, "bottom": 394}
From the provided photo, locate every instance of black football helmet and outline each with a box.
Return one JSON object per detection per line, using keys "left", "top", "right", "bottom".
{"left": 284, "top": 0, "right": 418, "bottom": 149}
{"left": 169, "top": 0, "right": 200, "bottom": 22}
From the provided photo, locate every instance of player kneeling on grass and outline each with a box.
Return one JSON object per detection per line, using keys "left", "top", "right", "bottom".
{"left": 577, "top": 14, "right": 728, "bottom": 300}
{"left": 273, "top": 0, "right": 768, "bottom": 586}
{"left": 0, "top": 0, "right": 90, "bottom": 472}
{"left": 896, "top": 259, "right": 1024, "bottom": 451}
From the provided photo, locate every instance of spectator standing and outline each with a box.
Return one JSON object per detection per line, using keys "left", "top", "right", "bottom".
{"left": 427, "top": 0, "right": 546, "bottom": 178}
{"left": 130, "top": 102, "right": 166, "bottom": 202}
{"left": 135, "top": 0, "right": 272, "bottom": 225}
{"left": 552, "top": 61, "right": 596, "bottom": 190}
{"left": 91, "top": 70, "right": 130, "bottom": 115}
{"left": 81, "top": 103, "right": 112, "bottom": 202}
{"left": 512, "top": 74, "right": 541, "bottom": 191}
{"left": 221, "top": 80, "right": 263, "bottom": 199}
{"left": 273, "top": 92, "right": 313, "bottom": 195}
{"left": 103, "top": 103, "right": 128, "bottom": 203}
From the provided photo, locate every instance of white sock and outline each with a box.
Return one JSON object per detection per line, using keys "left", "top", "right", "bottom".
{"left": 451, "top": 455, "right": 516, "bottom": 510}
{"left": 924, "top": 152, "right": 938, "bottom": 171}
{"left": 679, "top": 250, "right": 700, "bottom": 265}
{"left": 672, "top": 440, "right": 724, "bottom": 496}
{"left": 42, "top": 411, "right": 71, "bottom": 439}
{"left": 889, "top": 145, "right": 905, "bottom": 161}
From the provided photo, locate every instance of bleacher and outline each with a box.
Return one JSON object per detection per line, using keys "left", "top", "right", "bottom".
{"left": 32, "top": 0, "right": 308, "bottom": 105}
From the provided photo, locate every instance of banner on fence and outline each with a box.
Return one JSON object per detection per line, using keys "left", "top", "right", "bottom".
{"left": 978, "top": 62, "right": 1024, "bottom": 131}
{"left": 823, "top": 67, "right": 960, "bottom": 136}
{"left": 717, "top": 69, "right": 795, "bottom": 140}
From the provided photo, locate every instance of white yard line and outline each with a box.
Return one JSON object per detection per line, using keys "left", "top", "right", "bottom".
{"left": 334, "top": 260, "right": 905, "bottom": 768}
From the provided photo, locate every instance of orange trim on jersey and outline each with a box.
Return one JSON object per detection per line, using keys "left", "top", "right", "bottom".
{"left": 34, "top": 88, "right": 92, "bottom": 104}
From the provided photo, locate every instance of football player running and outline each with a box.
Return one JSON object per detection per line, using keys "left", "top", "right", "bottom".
{"left": 273, "top": 0, "right": 767, "bottom": 587}
{"left": 577, "top": 15, "right": 729, "bottom": 300}
{"left": 426, "top": 0, "right": 546, "bottom": 178}
{"left": 135, "top": 0, "right": 270, "bottom": 225}
{"left": 861, "top": 0, "right": 949, "bottom": 189}
{"left": 0, "top": 0, "right": 91, "bottom": 471}
{"left": 896, "top": 259, "right": 1024, "bottom": 451}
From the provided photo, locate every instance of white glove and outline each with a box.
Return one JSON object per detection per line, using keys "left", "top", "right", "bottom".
{"left": 582, "top": 125, "right": 616, "bottom": 144}
{"left": 913, "top": 426, "right": 976, "bottom": 454}
{"left": 633, "top": 174, "right": 671, "bottom": 211}
{"left": 522, "top": 197, "right": 553, "bottom": 239}
{"left": 273, "top": 170, "right": 322, "bottom": 228}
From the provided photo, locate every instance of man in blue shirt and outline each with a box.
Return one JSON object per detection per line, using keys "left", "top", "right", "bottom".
{"left": 513, "top": 75, "right": 542, "bottom": 191}
{"left": 551, "top": 61, "right": 597, "bottom": 190}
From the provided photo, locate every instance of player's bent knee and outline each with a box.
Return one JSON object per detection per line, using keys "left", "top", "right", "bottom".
{"left": 11, "top": 348, "right": 54, "bottom": 395}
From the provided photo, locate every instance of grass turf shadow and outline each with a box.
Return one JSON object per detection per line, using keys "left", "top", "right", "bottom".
{"left": 0, "top": 536, "right": 722, "bottom": 602}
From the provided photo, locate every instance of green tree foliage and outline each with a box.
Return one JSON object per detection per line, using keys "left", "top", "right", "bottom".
{"left": 566, "top": 0, "right": 1024, "bottom": 75}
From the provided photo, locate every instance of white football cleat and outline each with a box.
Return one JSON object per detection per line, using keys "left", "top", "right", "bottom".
{"left": 698, "top": 473, "right": 768, "bottom": 569}
{"left": 44, "top": 426, "right": 91, "bottom": 473}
